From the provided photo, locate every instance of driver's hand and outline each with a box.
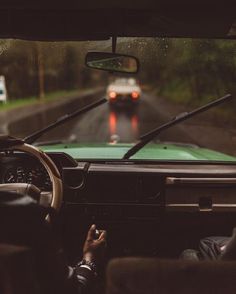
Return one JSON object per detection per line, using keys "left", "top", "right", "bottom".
{"left": 83, "top": 224, "right": 107, "bottom": 264}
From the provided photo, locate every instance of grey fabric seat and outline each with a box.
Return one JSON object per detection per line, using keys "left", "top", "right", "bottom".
{"left": 106, "top": 257, "right": 236, "bottom": 294}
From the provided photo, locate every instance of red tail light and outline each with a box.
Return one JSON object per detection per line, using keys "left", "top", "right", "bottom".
{"left": 109, "top": 91, "right": 117, "bottom": 99}
{"left": 131, "top": 91, "right": 139, "bottom": 99}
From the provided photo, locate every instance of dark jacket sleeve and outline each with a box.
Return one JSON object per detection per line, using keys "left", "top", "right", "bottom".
{"left": 66, "top": 265, "right": 96, "bottom": 294}
{"left": 32, "top": 223, "right": 96, "bottom": 294}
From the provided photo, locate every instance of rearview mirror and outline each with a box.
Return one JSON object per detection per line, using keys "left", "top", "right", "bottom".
{"left": 85, "top": 52, "right": 139, "bottom": 74}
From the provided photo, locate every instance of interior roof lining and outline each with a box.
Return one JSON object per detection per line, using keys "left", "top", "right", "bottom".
{"left": 0, "top": 8, "right": 234, "bottom": 41}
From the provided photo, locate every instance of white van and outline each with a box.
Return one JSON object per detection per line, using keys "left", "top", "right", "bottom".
{"left": 0, "top": 76, "right": 7, "bottom": 103}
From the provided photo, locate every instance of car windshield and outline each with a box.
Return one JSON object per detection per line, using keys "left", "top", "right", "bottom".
{"left": 0, "top": 37, "right": 236, "bottom": 161}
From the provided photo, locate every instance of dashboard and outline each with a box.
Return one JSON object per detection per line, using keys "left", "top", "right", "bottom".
{"left": 61, "top": 162, "right": 236, "bottom": 220}
{"left": 61, "top": 159, "right": 236, "bottom": 259}
{"left": 2, "top": 151, "right": 236, "bottom": 258}
{"left": 1, "top": 151, "right": 236, "bottom": 215}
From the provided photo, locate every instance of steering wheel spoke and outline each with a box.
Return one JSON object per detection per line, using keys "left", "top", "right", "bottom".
{"left": 40, "top": 191, "right": 53, "bottom": 207}
{"left": 0, "top": 183, "right": 41, "bottom": 200}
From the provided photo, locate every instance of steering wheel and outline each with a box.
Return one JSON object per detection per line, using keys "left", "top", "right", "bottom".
{"left": 0, "top": 141, "right": 63, "bottom": 217}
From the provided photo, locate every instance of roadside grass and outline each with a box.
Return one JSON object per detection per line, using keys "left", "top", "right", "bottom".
{"left": 159, "top": 81, "right": 192, "bottom": 105}
{"left": 154, "top": 82, "right": 236, "bottom": 126}
{"left": 0, "top": 89, "right": 81, "bottom": 111}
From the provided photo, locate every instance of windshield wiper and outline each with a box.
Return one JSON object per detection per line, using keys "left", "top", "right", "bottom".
{"left": 24, "top": 98, "right": 107, "bottom": 144}
{"left": 34, "top": 140, "right": 64, "bottom": 146}
{"left": 123, "top": 94, "right": 233, "bottom": 159}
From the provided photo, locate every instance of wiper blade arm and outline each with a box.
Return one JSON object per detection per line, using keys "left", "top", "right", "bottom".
{"left": 123, "top": 93, "right": 233, "bottom": 159}
{"left": 34, "top": 140, "right": 64, "bottom": 146}
{"left": 24, "top": 98, "right": 107, "bottom": 144}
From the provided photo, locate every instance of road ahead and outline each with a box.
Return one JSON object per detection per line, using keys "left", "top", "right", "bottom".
{"left": 59, "top": 91, "right": 236, "bottom": 157}
{"left": 9, "top": 91, "right": 236, "bottom": 156}
{"left": 65, "top": 92, "right": 196, "bottom": 145}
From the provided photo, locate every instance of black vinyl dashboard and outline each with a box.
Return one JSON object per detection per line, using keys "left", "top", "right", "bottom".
{"left": 2, "top": 150, "right": 236, "bottom": 259}
{"left": 1, "top": 151, "right": 236, "bottom": 219}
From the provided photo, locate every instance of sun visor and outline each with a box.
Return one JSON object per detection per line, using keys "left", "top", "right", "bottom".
{"left": 0, "top": 8, "right": 233, "bottom": 40}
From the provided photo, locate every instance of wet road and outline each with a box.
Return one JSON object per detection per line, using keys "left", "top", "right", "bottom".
{"left": 65, "top": 92, "right": 196, "bottom": 145}
{"left": 9, "top": 91, "right": 195, "bottom": 145}
{"left": 8, "top": 91, "right": 236, "bottom": 156}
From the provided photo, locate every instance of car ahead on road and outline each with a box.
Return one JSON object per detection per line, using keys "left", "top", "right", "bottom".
{"left": 107, "top": 78, "right": 141, "bottom": 107}
{"left": 1, "top": 2, "right": 236, "bottom": 294}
